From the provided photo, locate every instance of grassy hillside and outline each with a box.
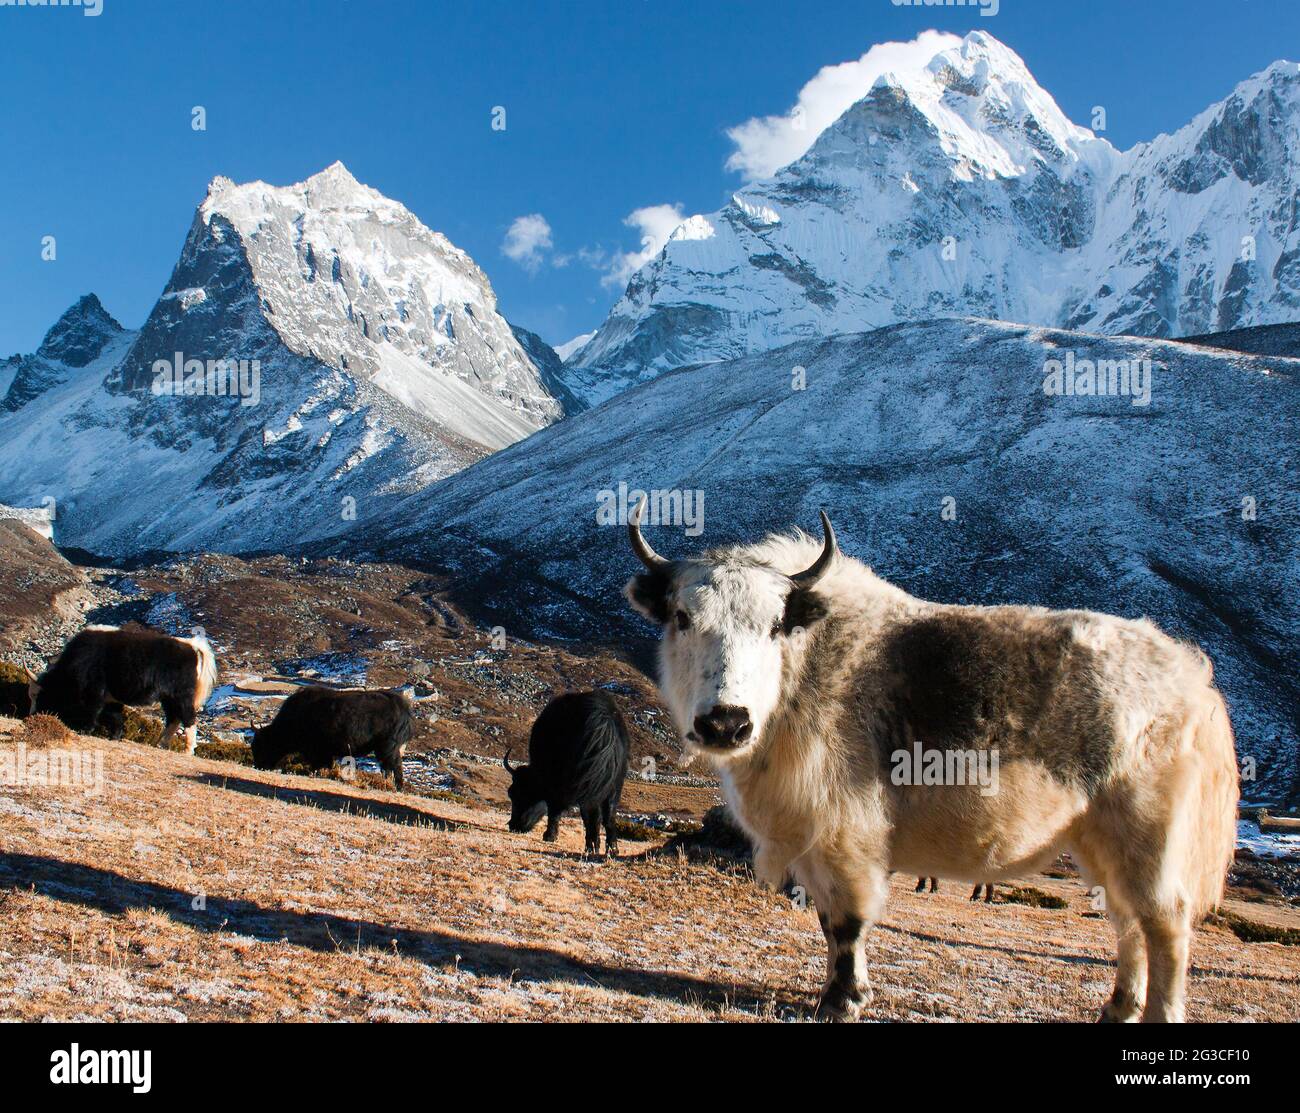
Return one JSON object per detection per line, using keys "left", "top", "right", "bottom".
{"left": 2, "top": 716, "right": 1296, "bottom": 1022}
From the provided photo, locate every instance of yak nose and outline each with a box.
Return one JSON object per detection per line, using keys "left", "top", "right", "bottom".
{"left": 694, "top": 705, "right": 753, "bottom": 748}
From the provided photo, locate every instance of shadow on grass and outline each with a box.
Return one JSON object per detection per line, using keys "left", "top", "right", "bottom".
{"left": 0, "top": 851, "right": 799, "bottom": 1018}
{"left": 184, "top": 772, "right": 463, "bottom": 832}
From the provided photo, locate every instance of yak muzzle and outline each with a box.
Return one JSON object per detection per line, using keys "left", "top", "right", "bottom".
{"left": 693, "top": 705, "right": 753, "bottom": 749}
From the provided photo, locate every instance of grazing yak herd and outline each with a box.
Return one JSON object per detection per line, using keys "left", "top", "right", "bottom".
{"left": 20, "top": 500, "right": 1240, "bottom": 1023}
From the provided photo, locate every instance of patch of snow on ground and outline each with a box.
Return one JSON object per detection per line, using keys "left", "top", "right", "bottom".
{"left": 1237, "top": 818, "right": 1300, "bottom": 859}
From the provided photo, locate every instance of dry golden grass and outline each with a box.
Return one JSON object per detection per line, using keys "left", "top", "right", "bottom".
{"left": 116, "top": 707, "right": 173, "bottom": 750}
{"left": 0, "top": 728, "right": 1297, "bottom": 1022}
{"left": 16, "top": 712, "right": 71, "bottom": 748}
{"left": 0, "top": 660, "right": 30, "bottom": 685}
{"left": 194, "top": 738, "right": 255, "bottom": 765}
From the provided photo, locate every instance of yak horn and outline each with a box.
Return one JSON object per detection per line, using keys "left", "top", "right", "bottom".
{"left": 628, "top": 495, "right": 669, "bottom": 571}
{"left": 791, "top": 510, "right": 837, "bottom": 587}
{"left": 502, "top": 748, "right": 515, "bottom": 773}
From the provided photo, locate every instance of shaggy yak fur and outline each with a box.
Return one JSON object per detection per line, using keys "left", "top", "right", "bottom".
{"left": 504, "top": 690, "right": 630, "bottom": 858}
{"left": 31, "top": 625, "right": 217, "bottom": 753}
{"left": 252, "top": 686, "right": 413, "bottom": 790}
{"left": 625, "top": 504, "right": 1238, "bottom": 1023}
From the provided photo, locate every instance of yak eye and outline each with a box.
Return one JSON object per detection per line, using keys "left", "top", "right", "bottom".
{"left": 770, "top": 619, "right": 784, "bottom": 639}
{"left": 674, "top": 610, "right": 691, "bottom": 632}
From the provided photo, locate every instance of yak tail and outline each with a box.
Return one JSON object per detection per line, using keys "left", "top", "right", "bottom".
{"left": 392, "top": 695, "right": 415, "bottom": 747}
{"left": 183, "top": 632, "right": 219, "bottom": 712}
{"left": 572, "top": 706, "right": 630, "bottom": 803}
{"left": 1187, "top": 686, "right": 1239, "bottom": 918}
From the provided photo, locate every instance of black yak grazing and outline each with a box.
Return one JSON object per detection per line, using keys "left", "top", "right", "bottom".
{"left": 32, "top": 625, "right": 217, "bottom": 753}
{"left": 252, "top": 686, "right": 413, "bottom": 790}
{"left": 504, "top": 690, "right": 630, "bottom": 858}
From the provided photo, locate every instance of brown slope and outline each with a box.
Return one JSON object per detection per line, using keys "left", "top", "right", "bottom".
{"left": 0, "top": 718, "right": 1296, "bottom": 1022}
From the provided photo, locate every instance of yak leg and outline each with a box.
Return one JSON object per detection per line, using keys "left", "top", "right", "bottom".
{"left": 1073, "top": 801, "right": 1188, "bottom": 1023}
{"left": 914, "top": 876, "right": 926, "bottom": 893}
{"left": 1140, "top": 916, "right": 1190, "bottom": 1023}
{"left": 542, "top": 810, "right": 561, "bottom": 843}
{"left": 601, "top": 797, "right": 619, "bottom": 858}
{"left": 816, "top": 915, "right": 869, "bottom": 1023}
{"left": 1099, "top": 911, "right": 1148, "bottom": 1023}
{"left": 580, "top": 807, "right": 602, "bottom": 857}
{"left": 929, "top": 877, "right": 938, "bottom": 893}
{"left": 388, "top": 746, "right": 405, "bottom": 792}
{"left": 75, "top": 693, "right": 106, "bottom": 735}
{"left": 161, "top": 695, "right": 196, "bottom": 754}
{"left": 160, "top": 713, "right": 180, "bottom": 745}
{"left": 806, "top": 858, "right": 889, "bottom": 1023}
{"left": 97, "top": 703, "right": 126, "bottom": 739}
{"left": 1073, "top": 834, "right": 1154, "bottom": 1022}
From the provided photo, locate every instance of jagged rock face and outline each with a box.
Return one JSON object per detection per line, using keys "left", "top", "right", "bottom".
{"left": 1078, "top": 62, "right": 1300, "bottom": 337}
{"left": 1, "top": 352, "right": 70, "bottom": 414}
{"left": 117, "top": 163, "right": 561, "bottom": 443}
{"left": 0, "top": 165, "right": 570, "bottom": 555}
{"left": 0, "top": 304, "right": 436, "bottom": 557}
{"left": 509, "top": 325, "right": 587, "bottom": 415}
{"left": 358, "top": 320, "right": 1300, "bottom": 805}
{"left": 37, "top": 294, "right": 123, "bottom": 368}
{"left": 569, "top": 33, "right": 1300, "bottom": 401}
{"left": 1, "top": 295, "right": 123, "bottom": 412}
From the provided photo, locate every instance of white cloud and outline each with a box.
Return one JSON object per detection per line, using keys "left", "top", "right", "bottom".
{"left": 724, "top": 30, "right": 961, "bottom": 181}
{"left": 501, "top": 213, "right": 554, "bottom": 273}
{"left": 598, "top": 203, "right": 687, "bottom": 288}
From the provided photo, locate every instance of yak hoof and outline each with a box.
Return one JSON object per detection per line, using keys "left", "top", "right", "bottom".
{"left": 815, "top": 985, "right": 870, "bottom": 1023}
{"left": 1098, "top": 994, "right": 1143, "bottom": 1024}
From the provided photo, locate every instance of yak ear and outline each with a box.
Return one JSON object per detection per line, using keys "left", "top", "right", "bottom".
{"left": 625, "top": 570, "right": 672, "bottom": 624}
{"left": 782, "top": 586, "right": 828, "bottom": 635}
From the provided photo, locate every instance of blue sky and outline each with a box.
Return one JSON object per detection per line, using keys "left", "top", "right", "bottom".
{"left": 1, "top": 0, "right": 1296, "bottom": 354}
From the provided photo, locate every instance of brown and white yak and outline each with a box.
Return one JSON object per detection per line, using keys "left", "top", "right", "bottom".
{"left": 31, "top": 625, "right": 218, "bottom": 754}
{"left": 623, "top": 500, "right": 1238, "bottom": 1022}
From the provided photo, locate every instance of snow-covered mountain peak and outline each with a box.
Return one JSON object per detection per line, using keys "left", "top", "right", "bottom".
{"left": 197, "top": 162, "right": 480, "bottom": 304}
{"left": 820, "top": 30, "right": 1102, "bottom": 182}
{"left": 305, "top": 158, "right": 364, "bottom": 189}
{"left": 36, "top": 293, "right": 123, "bottom": 368}
{"left": 203, "top": 161, "right": 408, "bottom": 234}
{"left": 1152, "top": 57, "right": 1300, "bottom": 185}
{"left": 1220, "top": 56, "right": 1300, "bottom": 107}
{"left": 141, "top": 163, "right": 566, "bottom": 436}
{"left": 0, "top": 164, "right": 579, "bottom": 555}
{"left": 570, "top": 33, "right": 1300, "bottom": 394}
{"left": 554, "top": 331, "right": 597, "bottom": 363}
{"left": 2, "top": 293, "right": 130, "bottom": 413}
{"left": 927, "top": 28, "right": 1059, "bottom": 98}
